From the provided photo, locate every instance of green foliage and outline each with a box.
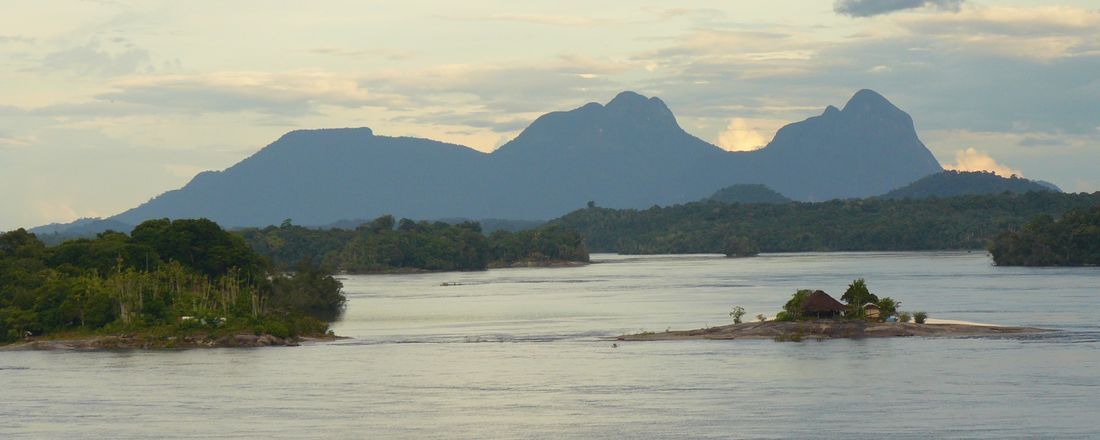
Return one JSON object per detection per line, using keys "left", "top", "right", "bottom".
{"left": 723, "top": 236, "right": 759, "bottom": 257}
{"left": 913, "top": 311, "right": 928, "bottom": 324}
{"left": 882, "top": 170, "right": 1056, "bottom": 200}
{"left": 989, "top": 206, "right": 1100, "bottom": 266}
{"left": 876, "top": 297, "right": 900, "bottom": 318}
{"left": 709, "top": 184, "right": 792, "bottom": 205}
{"left": 551, "top": 191, "right": 1100, "bottom": 254}
{"left": 270, "top": 262, "right": 346, "bottom": 322}
{"left": 898, "top": 312, "right": 911, "bottom": 323}
{"left": 237, "top": 216, "right": 589, "bottom": 273}
{"left": 779, "top": 289, "right": 812, "bottom": 321}
{"left": 729, "top": 306, "right": 745, "bottom": 324}
{"left": 841, "top": 279, "right": 879, "bottom": 318}
{"left": 0, "top": 221, "right": 344, "bottom": 344}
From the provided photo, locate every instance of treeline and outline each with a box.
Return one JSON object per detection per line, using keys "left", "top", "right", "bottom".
{"left": 989, "top": 207, "right": 1100, "bottom": 266}
{"left": 0, "top": 219, "right": 344, "bottom": 344}
{"left": 551, "top": 191, "right": 1100, "bottom": 254}
{"left": 236, "top": 215, "right": 589, "bottom": 273}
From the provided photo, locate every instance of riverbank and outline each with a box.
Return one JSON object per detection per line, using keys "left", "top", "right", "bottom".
{"left": 617, "top": 319, "right": 1052, "bottom": 342}
{"left": 0, "top": 332, "right": 340, "bottom": 351}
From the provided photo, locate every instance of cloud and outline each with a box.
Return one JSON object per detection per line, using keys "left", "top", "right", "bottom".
{"left": 444, "top": 13, "right": 616, "bottom": 27}
{"left": 306, "top": 47, "right": 414, "bottom": 61}
{"left": 835, "top": 0, "right": 963, "bottom": 17}
{"left": 40, "top": 40, "right": 151, "bottom": 76}
{"left": 717, "top": 118, "right": 769, "bottom": 152}
{"left": 943, "top": 147, "right": 1021, "bottom": 176}
{"left": 96, "top": 71, "right": 377, "bottom": 115}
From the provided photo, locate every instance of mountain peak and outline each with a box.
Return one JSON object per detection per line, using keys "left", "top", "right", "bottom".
{"left": 842, "top": 89, "right": 899, "bottom": 115}
{"left": 603, "top": 91, "right": 677, "bottom": 127}
{"left": 607, "top": 90, "right": 651, "bottom": 108}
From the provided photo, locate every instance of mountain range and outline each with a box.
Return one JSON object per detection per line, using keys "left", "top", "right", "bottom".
{"left": 39, "top": 89, "right": 954, "bottom": 234}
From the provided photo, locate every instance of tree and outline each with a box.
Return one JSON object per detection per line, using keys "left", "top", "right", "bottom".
{"left": 780, "top": 289, "right": 812, "bottom": 321}
{"left": 876, "top": 297, "right": 900, "bottom": 318}
{"left": 841, "top": 279, "right": 879, "bottom": 318}
{"left": 729, "top": 306, "right": 745, "bottom": 324}
{"left": 723, "top": 236, "right": 759, "bottom": 258}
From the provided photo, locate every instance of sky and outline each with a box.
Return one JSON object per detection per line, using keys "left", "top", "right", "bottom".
{"left": 1, "top": 0, "right": 1098, "bottom": 230}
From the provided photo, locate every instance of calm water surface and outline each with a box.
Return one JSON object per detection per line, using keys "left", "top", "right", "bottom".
{"left": 2, "top": 252, "right": 1099, "bottom": 439}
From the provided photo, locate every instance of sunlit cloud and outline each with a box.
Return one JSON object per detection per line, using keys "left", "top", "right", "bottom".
{"left": 717, "top": 118, "right": 769, "bottom": 152}
{"left": 943, "top": 147, "right": 1021, "bottom": 176}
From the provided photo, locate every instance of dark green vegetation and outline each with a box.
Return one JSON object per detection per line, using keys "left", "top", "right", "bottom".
{"left": 881, "top": 170, "right": 1059, "bottom": 199}
{"left": 775, "top": 279, "right": 907, "bottom": 322}
{"left": 709, "top": 184, "right": 792, "bottom": 205}
{"left": 989, "top": 206, "right": 1100, "bottom": 266}
{"left": 237, "top": 216, "right": 589, "bottom": 273}
{"left": 553, "top": 191, "right": 1100, "bottom": 254}
{"left": 0, "top": 219, "right": 344, "bottom": 345}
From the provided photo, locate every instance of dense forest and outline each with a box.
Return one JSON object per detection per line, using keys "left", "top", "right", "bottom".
{"left": 708, "top": 184, "right": 792, "bottom": 204}
{"left": 989, "top": 207, "right": 1100, "bottom": 266}
{"left": 236, "top": 216, "right": 589, "bottom": 273}
{"left": 552, "top": 191, "right": 1100, "bottom": 254}
{"left": 0, "top": 219, "right": 344, "bottom": 344}
{"left": 880, "top": 170, "right": 1058, "bottom": 199}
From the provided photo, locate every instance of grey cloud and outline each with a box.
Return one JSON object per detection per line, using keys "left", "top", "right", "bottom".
{"left": 41, "top": 41, "right": 151, "bottom": 76}
{"left": 1018, "top": 137, "right": 1067, "bottom": 148}
{"left": 834, "top": 0, "right": 963, "bottom": 17}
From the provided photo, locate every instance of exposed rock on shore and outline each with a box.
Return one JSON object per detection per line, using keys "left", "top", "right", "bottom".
{"left": 0, "top": 333, "right": 337, "bottom": 351}
{"left": 617, "top": 320, "right": 1051, "bottom": 342}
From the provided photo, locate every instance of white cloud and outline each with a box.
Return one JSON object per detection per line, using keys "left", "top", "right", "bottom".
{"left": 943, "top": 147, "right": 1021, "bottom": 176}
{"left": 717, "top": 118, "right": 769, "bottom": 152}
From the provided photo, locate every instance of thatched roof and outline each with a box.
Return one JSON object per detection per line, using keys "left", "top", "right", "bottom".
{"left": 802, "top": 290, "right": 846, "bottom": 314}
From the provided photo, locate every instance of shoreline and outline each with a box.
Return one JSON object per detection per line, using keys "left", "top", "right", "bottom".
{"left": 617, "top": 319, "right": 1052, "bottom": 342}
{"left": 0, "top": 332, "right": 341, "bottom": 351}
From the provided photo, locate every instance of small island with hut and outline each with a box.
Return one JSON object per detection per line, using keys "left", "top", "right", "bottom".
{"left": 619, "top": 279, "right": 1050, "bottom": 342}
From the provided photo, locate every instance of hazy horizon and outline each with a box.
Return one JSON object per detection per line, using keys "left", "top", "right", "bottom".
{"left": 2, "top": 0, "right": 1099, "bottom": 230}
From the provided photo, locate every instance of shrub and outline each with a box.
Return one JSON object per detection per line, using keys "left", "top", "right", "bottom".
{"left": 913, "top": 311, "right": 928, "bottom": 324}
{"left": 729, "top": 306, "right": 746, "bottom": 324}
{"left": 756, "top": 314, "right": 767, "bottom": 322}
{"left": 898, "top": 312, "right": 911, "bottom": 323}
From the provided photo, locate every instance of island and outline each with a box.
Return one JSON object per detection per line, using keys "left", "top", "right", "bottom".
{"left": 619, "top": 279, "right": 1050, "bottom": 342}
{"left": 989, "top": 206, "right": 1100, "bottom": 266}
{"left": 1, "top": 218, "right": 346, "bottom": 349}
{"left": 236, "top": 216, "right": 590, "bottom": 273}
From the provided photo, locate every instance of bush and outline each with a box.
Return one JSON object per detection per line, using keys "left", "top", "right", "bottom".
{"left": 756, "top": 314, "right": 767, "bottom": 322}
{"left": 898, "top": 312, "right": 911, "bottom": 323}
{"left": 913, "top": 311, "right": 928, "bottom": 324}
{"left": 729, "top": 306, "right": 746, "bottom": 324}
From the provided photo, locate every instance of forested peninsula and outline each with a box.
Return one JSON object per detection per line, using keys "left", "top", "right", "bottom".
{"left": 553, "top": 191, "right": 1100, "bottom": 254}
{"left": 1, "top": 219, "right": 344, "bottom": 347}
{"left": 989, "top": 206, "right": 1100, "bottom": 266}
{"left": 237, "top": 216, "right": 589, "bottom": 273}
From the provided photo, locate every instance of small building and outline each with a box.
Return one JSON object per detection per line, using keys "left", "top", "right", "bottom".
{"left": 801, "top": 290, "right": 847, "bottom": 318}
{"left": 863, "top": 303, "right": 881, "bottom": 320}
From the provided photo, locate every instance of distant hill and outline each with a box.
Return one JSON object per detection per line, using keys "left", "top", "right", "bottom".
{"left": 28, "top": 218, "right": 135, "bottom": 245}
{"left": 40, "top": 89, "right": 945, "bottom": 230}
{"left": 880, "top": 170, "right": 1060, "bottom": 199}
{"left": 708, "top": 184, "right": 792, "bottom": 204}
{"left": 551, "top": 191, "right": 1100, "bottom": 254}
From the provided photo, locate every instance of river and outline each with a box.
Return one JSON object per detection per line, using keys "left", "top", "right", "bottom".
{"left": 2, "top": 252, "right": 1098, "bottom": 439}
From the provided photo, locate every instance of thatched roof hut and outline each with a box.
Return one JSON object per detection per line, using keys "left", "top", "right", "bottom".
{"left": 802, "top": 290, "right": 847, "bottom": 318}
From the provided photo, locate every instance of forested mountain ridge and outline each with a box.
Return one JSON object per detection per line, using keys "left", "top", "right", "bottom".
{"left": 881, "top": 170, "right": 1059, "bottom": 199}
{"left": 550, "top": 191, "right": 1100, "bottom": 254}
{"left": 38, "top": 89, "right": 946, "bottom": 230}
